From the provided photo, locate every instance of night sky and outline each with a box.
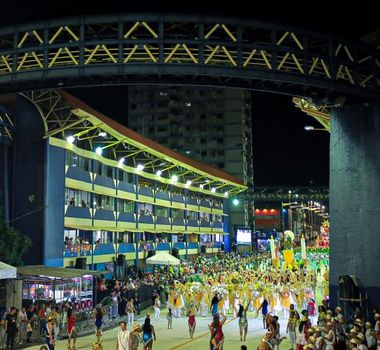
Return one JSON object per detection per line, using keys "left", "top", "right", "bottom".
{"left": 1, "top": 1, "right": 377, "bottom": 187}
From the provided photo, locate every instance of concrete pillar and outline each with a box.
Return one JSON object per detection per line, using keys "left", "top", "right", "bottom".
{"left": 330, "top": 102, "right": 380, "bottom": 309}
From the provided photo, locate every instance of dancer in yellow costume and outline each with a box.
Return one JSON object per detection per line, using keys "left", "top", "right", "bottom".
{"left": 253, "top": 290, "right": 262, "bottom": 312}
{"left": 281, "top": 288, "right": 291, "bottom": 319}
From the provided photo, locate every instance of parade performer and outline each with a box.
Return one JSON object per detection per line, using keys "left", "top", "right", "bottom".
{"left": 281, "top": 288, "right": 292, "bottom": 319}
{"left": 94, "top": 306, "right": 103, "bottom": 344}
{"left": 237, "top": 303, "right": 249, "bottom": 341}
{"left": 258, "top": 297, "right": 270, "bottom": 329}
{"left": 296, "top": 310, "right": 312, "bottom": 350}
{"left": 187, "top": 306, "right": 196, "bottom": 339}
{"left": 287, "top": 310, "right": 298, "bottom": 350}
{"left": 258, "top": 332, "right": 275, "bottom": 350}
{"left": 45, "top": 315, "right": 55, "bottom": 350}
{"left": 166, "top": 308, "right": 173, "bottom": 330}
{"left": 211, "top": 294, "right": 221, "bottom": 316}
{"left": 209, "top": 313, "right": 226, "bottom": 350}
{"left": 140, "top": 316, "right": 156, "bottom": 350}
{"left": 66, "top": 308, "right": 77, "bottom": 350}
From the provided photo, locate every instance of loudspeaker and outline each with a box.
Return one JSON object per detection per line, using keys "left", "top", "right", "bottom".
{"left": 75, "top": 257, "right": 86, "bottom": 269}
{"left": 117, "top": 254, "right": 125, "bottom": 266}
{"left": 220, "top": 243, "right": 225, "bottom": 251}
{"left": 172, "top": 248, "right": 179, "bottom": 258}
{"left": 339, "top": 275, "right": 360, "bottom": 300}
{"left": 200, "top": 245, "right": 206, "bottom": 253}
{"left": 147, "top": 250, "right": 155, "bottom": 258}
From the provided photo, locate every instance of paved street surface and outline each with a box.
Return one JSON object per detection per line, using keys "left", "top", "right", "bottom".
{"left": 27, "top": 307, "right": 292, "bottom": 350}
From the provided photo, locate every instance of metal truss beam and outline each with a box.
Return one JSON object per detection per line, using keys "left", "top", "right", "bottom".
{"left": 293, "top": 97, "right": 331, "bottom": 131}
{"left": 0, "top": 14, "right": 378, "bottom": 102}
{"left": 0, "top": 111, "right": 13, "bottom": 143}
{"left": 237, "top": 186, "right": 329, "bottom": 202}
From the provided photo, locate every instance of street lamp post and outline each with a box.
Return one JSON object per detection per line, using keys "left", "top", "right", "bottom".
{"left": 304, "top": 125, "right": 329, "bottom": 132}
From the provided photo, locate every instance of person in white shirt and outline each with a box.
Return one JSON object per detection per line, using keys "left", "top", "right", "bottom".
{"left": 365, "top": 322, "right": 376, "bottom": 349}
{"left": 374, "top": 314, "right": 380, "bottom": 332}
{"left": 324, "top": 322, "right": 336, "bottom": 350}
{"left": 357, "top": 333, "right": 368, "bottom": 350}
{"left": 17, "top": 307, "right": 27, "bottom": 344}
{"left": 126, "top": 298, "right": 136, "bottom": 326}
{"left": 154, "top": 296, "right": 161, "bottom": 321}
{"left": 116, "top": 321, "right": 131, "bottom": 350}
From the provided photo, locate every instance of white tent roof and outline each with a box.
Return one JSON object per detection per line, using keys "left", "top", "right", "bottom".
{"left": 146, "top": 252, "right": 180, "bottom": 266}
{"left": 0, "top": 262, "right": 17, "bottom": 280}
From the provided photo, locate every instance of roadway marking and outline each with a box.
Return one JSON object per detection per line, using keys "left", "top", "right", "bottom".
{"left": 168, "top": 317, "right": 236, "bottom": 350}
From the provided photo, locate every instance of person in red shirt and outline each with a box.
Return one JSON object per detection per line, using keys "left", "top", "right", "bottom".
{"left": 39, "top": 304, "right": 47, "bottom": 337}
{"left": 66, "top": 308, "right": 77, "bottom": 350}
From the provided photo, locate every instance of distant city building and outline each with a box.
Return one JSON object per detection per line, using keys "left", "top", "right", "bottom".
{"left": 127, "top": 86, "right": 254, "bottom": 235}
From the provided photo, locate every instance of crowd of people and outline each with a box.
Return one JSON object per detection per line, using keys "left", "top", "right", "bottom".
{"left": 3, "top": 246, "right": 380, "bottom": 350}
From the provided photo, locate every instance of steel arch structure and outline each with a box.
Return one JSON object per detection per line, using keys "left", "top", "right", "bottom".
{"left": 238, "top": 186, "right": 329, "bottom": 202}
{"left": 0, "top": 14, "right": 379, "bottom": 101}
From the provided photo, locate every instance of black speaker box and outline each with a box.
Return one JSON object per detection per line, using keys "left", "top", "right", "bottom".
{"left": 147, "top": 250, "right": 155, "bottom": 258}
{"left": 200, "top": 245, "right": 206, "bottom": 253}
{"left": 172, "top": 247, "right": 179, "bottom": 258}
{"left": 75, "top": 257, "right": 86, "bottom": 269}
{"left": 117, "top": 254, "right": 125, "bottom": 266}
{"left": 339, "top": 275, "right": 360, "bottom": 300}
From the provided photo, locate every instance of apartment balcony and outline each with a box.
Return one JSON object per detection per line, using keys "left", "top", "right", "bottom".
{"left": 63, "top": 244, "right": 92, "bottom": 258}
{"left": 64, "top": 206, "right": 92, "bottom": 228}
{"left": 200, "top": 220, "right": 212, "bottom": 232}
{"left": 155, "top": 216, "right": 171, "bottom": 231}
{"left": 138, "top": 214, "right": 154, "bottom": 231}
{"left": 94, "top": 174, "right": 116, "bottom": 196}
{"left": 93, "top": 209, "right": 116, "bottom": 229}
{"left": 155, "top": 190, "right": 170, "bottom": 206}
{"left": 172, "top": 218, "right": 185, "bottom": 231}
{"left": 117, "top": 212, "right": 137, "bottom": 230}
{"left": 186, "top": 197, "right": 199, "bottom": 211}
{"left": 212, "top": 221, "right": 224, "bottom": 233}
{"left": 171, "top": 193, "right": 185, "bottom": 209}
{"left": 118, "top": 182, "right": 136, "bottom": 201}
{"left": 65, "top": 166, "right": 92, "bottom": 192}
{"left": 138, "top": 186, "right": 154, "bottom": 204}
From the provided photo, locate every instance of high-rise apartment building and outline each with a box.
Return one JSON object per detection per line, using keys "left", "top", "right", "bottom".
{"left": 127, "top": 86, "right": 254, "bottom": 234}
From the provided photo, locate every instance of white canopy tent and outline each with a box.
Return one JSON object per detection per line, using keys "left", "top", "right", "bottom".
{"left": 146, "top": 252, "right": 180, "bottom": 266}
{"left": 0, "top": 262, "right": 17, "bottom": 280}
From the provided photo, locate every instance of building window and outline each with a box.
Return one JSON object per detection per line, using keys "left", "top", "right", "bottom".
{"left": 186, "top": 210, "right": 198, "bottom": 220}
{"left": 172, "top": 209, "right": 184, "bottom": 219}
{"left": 118, "top": 169, "right": 125, "bottom": 182}
{"left": 65, "top": 188, "right": 90, "bottom": 207}
{"left": 107, "top": 166, "right": 113, "bottom": 178}
{"left": 66, "top": 151, "right": 77, "bottom": 167}
{"left": 199, "top": 212, "right": 209, "bottom": 222}
{"left": 66, "top": 152, "right": 89, "bottom": 171}
{"left": 156, "top": 206, "right": 169, "bottom": 217}
{"left": 137, "top": 203, "right": 153, "bottom": 216}
{"left": 94, "top": 161, "right": 104, "bottom": 176}
{"left": 117, "top": 199, "right": 134, "bottom": 213}
{"left": 94, "top": 194, "right": 114, "bottom": 211}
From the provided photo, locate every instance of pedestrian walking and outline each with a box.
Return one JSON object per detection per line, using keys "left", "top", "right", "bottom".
{"left": 116, "top": 321, "right": 131, "bottom": 350}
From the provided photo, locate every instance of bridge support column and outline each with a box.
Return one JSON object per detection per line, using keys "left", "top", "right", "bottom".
{"left": 330, "top": 102, "right": 380, "bottom": 309}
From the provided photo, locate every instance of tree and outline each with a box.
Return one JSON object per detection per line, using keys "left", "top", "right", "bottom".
{"left": 0, "top": 206, "right": 32, "bottom": 266}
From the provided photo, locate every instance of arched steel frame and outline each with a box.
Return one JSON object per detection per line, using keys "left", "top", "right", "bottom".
{"left": 0, "top": 14, "right": 378, "bottom": 102}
